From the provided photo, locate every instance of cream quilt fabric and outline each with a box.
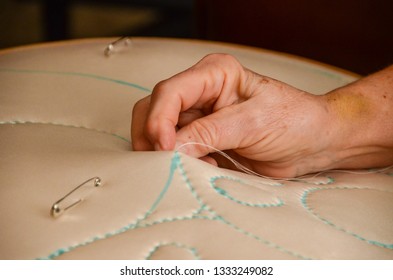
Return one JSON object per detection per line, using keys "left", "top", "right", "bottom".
{"left": 0, "top": 38, "right": 392, "bottom": 259}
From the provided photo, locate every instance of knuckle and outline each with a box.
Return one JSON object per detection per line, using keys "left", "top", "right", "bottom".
{"left": 209, "top": 53, "right": 241, "bottom": 68}
{"left": 204, "top": 53, "right": 235, "bottom": 63}
{"left": 152, "top": 80, "right": 166, "bottom": 93}
{"left": 152, "top": 79, "right": 173, "bottom": 98}
{"left": 189, "top": 119, "right": 219, "bottom": 147}
{"left": 132, "top": 98, "right": 145, "bottom": 116}
{"left": 200, "top": 54, "right": 243, "bottom": 79}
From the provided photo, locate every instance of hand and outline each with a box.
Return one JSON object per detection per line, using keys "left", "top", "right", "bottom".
{"left": 131, "top": 54, "right": 393, "bottom": 177}
{"left": 131, "top": 54, "right": 339, "bottom": 177}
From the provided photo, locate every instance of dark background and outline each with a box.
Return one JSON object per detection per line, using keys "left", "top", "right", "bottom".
{"left": 1, "top": 0, "right": 392, "bottom": 75}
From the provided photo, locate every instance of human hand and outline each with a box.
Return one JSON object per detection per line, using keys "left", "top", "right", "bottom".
{"left": 131, "top": 54, "right": 344, "bottom": 177}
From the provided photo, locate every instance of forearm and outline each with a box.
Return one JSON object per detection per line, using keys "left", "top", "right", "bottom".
{"left": 323, "top": 65, "right": 393, "bottom": 169}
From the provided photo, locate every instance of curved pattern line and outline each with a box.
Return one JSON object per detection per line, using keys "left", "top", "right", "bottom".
{"left": 0, "top": 68, "right": 151, "bottom": 92}
{"left": 39, "top": 152, "right": 310, "bottom": 260}
{"left": 0, "top": 120, "right": 130, "bottom": 143}
{"left": 301, "top": 187, "right": 393, "bottom": 249}
{"left": 145, "top": 242, "right": 200, "bottom": 260}
{"left": 210, "top": 176, "right": 284, "bottom": 208}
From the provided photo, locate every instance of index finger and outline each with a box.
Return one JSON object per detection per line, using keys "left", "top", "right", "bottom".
{"left": 145, "top": 54, "right": 244, "bottom": 151}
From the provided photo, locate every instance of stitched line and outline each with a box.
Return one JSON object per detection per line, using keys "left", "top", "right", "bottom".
{"left": 210, "top": 176, "right": 284, "bottom": 208}
{"left": 39, "top": 152, "right": 182, "bottom": 259}
{"left": 144, "top": 154, "right": 310, "bottom": 260}
{"left": 301, "top": 187, "right": 393, "bottom": 249}
{"left": 0, "top": 120, "right": 130, "bottom": 143}
{"left": 136, "top": 212, "right": 310, "bottom": 260}
{"left": 212, "top": 175, "right": 282, "bottom": 187}
{"left": 145, "top": 242, "right": 200, "bottom": 260}
{"left": 192, "top": 204, "right": 209, "bottom": 216}
{"left": 292, "top": 176, "right": 335, "bottom": 185}
{"left": 2, "top": 67, "right": 316, "bottom": 259}
{"left": 0, "top": 68, "right": 151, "bottom": 92}
{"left": 40, "top": 152, "right": 309, "bottom": 260}
{"left": 214, "top": 214, "right": 311, "bottom": 260}
{"left": 174, "top": 152, "right": 207, "bottom": 208}
{"left": 174, "top": 153, "right": 310, "bottom": 260}
{"left": 147, "top": 154, "right": 179, "bottom": 214}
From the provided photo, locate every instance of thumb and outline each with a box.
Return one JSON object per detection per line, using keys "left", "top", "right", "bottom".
{"left": 175, "top": 106, "right": 246, "bottom": 158}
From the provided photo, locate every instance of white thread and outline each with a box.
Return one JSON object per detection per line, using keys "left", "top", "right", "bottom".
{"left": 175, "top": 142, "right": 393, "bottom": 181}
{"left": 176, "top": 142, "right": 278, "bottom": 179}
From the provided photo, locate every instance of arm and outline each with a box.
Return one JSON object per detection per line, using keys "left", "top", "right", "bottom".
{"left": 322, "top": 65, "right": 393, "bottom": 169}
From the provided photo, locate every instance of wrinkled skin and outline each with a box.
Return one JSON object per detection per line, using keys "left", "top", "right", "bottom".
{"left": 132, "top": 54, "right": 393, "bottom": 177}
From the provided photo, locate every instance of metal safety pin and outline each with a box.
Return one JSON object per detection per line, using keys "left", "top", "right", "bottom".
{"left": 104, "top": 36, "right": 131, "bottom": 56}
{"left": 50, "top": 177, "right": 102, "bottom": 218}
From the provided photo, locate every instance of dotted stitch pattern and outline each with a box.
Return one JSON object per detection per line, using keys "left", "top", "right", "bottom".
{"left": 4, "top": 121, "right": 391, "bottom": 259}
{"left": 210, "top": 176, "right": 284, "bottom": 208}
{"left": 145, "top": 242, "right": 200, "bottom": 260}
{"left": 301, "top": 186, "right": 393, "bottom": 249}
{"left": 38, "top": 151, "right": 311, "bottom": 259}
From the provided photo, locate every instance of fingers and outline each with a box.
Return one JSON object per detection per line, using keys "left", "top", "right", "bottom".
{"left": 143, "top": 76, "right": 206, "bottom": 151}
{"left": 130, "top": 52, "right": 333, "bottom": 178}
{"left": 175, "top": 103, "right": 252, "bottom": 158}
{"left": 138, "top": 54, "right": 245, "bottom": 151}
{"left": 178, "top": 109, "right": 206, "bottom": 128}
{"left": 131, "top": 96, "right": 153, "bottom": 150}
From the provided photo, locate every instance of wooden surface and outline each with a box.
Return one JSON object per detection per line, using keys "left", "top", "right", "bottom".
{"left": 195, "top": 0, "right": 393, "bottom": 75}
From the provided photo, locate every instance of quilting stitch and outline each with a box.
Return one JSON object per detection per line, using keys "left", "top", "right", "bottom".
{"left": 145, "top": 242, "right": 200, "bottom": 260}
{"left": 39, "top": 152, "right": 310, "bottom": 259}
{"left": 0, "top": 120, "right": 130, "bottom": 143}
{"left": 301, "top": 187, "right": 393, "bottom": 249}
{"left": 210, "top": 176, "right": 284, "bottom": 208}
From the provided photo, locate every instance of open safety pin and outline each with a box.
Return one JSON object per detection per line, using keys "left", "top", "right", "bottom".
{"left": 50, "top": 177, "right": 102, "bottom": 218}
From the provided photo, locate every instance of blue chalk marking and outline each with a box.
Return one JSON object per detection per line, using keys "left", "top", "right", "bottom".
{"left": 0, "top": 68, "right": 151, "bottom": 92}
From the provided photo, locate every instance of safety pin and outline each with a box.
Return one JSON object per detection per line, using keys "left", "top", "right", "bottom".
{"left": 104, "top": 36, "right": 131, "bottom": 56}
{"left": 50, "top": 177, "right": 102, "bottom": 218}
